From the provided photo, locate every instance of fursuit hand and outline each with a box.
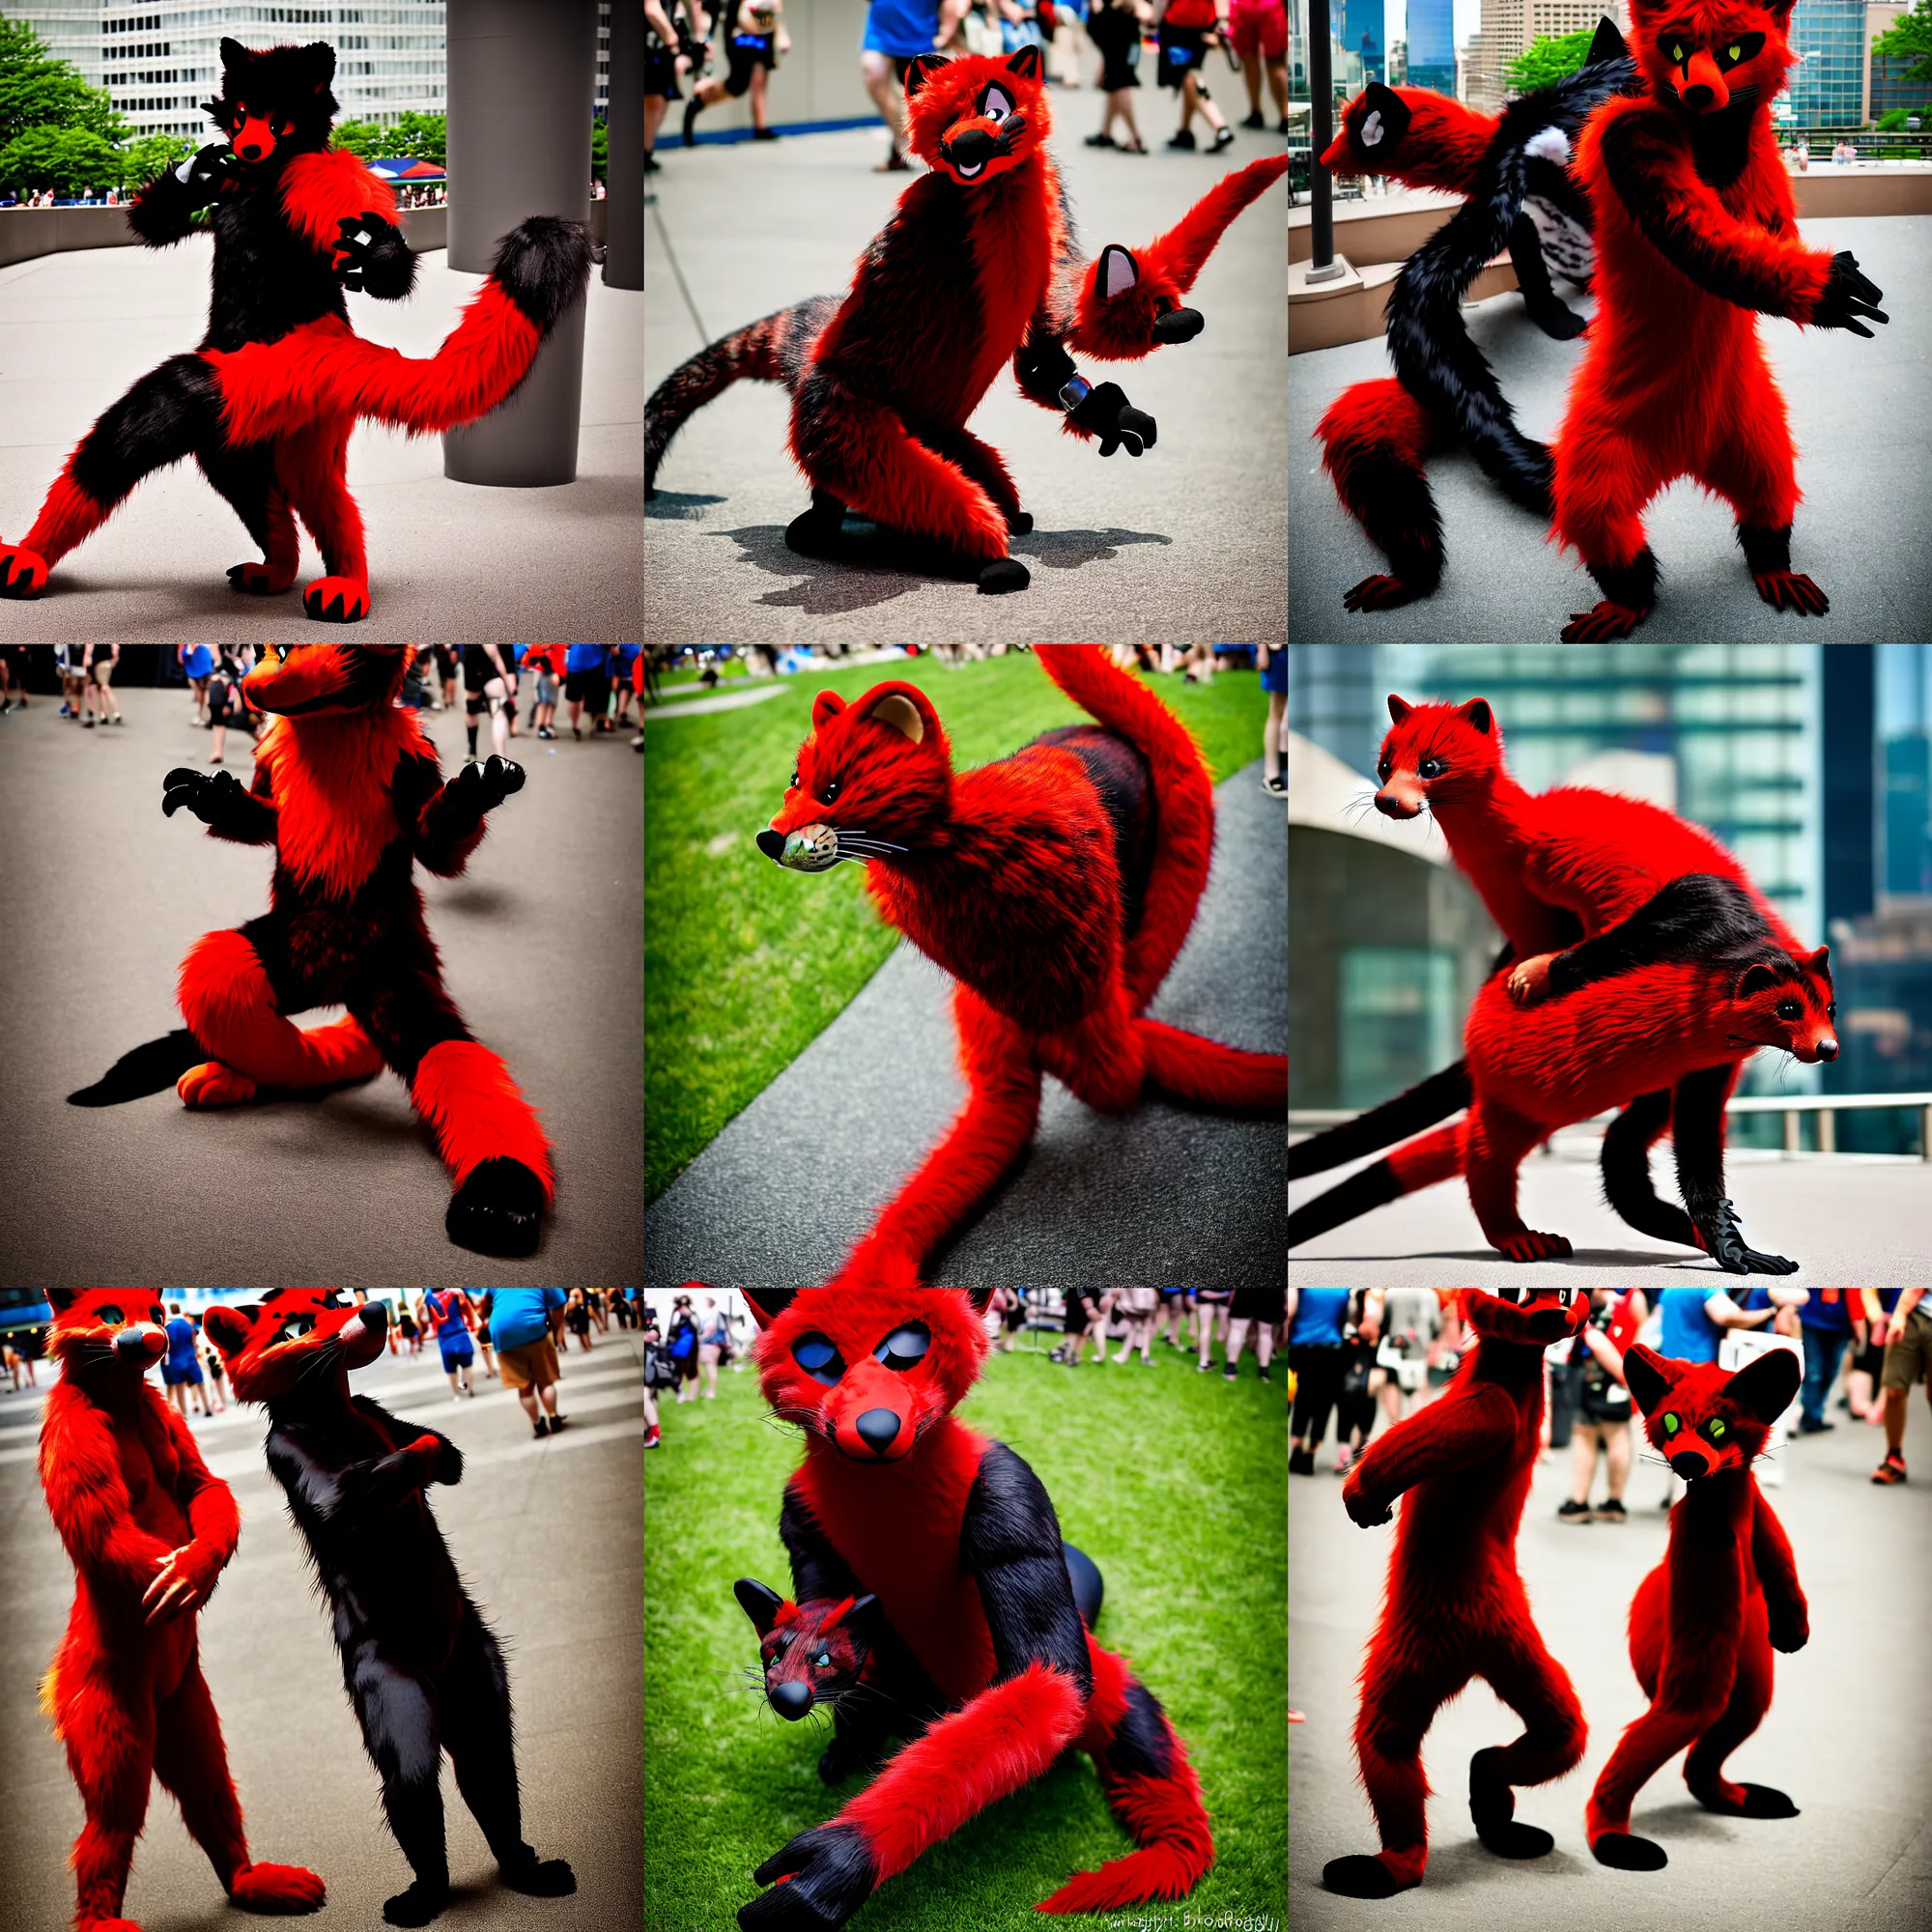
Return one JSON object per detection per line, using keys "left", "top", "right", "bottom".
{"left": 144, "top": 1544, "right": 216, "bottom": 1624}
{"left": 739, "top": 1823, "right": 875, "bottom": 1931}
{"left": 1068, "top": 381, "right": 1157, "bottom": 457}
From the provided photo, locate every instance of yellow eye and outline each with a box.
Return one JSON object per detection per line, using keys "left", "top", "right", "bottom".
{"left": 1662, "top": 1412, "right": 1681, "bottom": 1435}
{"left": 1709, "top": 1419, "right": 1727, "bottom": 1439}
{"left": 1672, "top": 41, "right": 1686, "bottom": 60}
{"left": 1728, "top": 43, "right": 1741, "bottom": 59}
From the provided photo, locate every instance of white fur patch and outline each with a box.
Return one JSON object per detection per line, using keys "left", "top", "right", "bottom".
{"left": 1524, "top": 125, "right": 1572, "bottom": 165}
{"left": 1360, "top": 108, "right": 1383, "bottom": 148}
{"left": 1524, "top": 195, "right": 1596, "bottom": 284}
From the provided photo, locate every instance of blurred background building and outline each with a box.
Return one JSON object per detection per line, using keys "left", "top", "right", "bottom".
{"left": 1289, "top": 646, "right": 1932, "bottom": 1154}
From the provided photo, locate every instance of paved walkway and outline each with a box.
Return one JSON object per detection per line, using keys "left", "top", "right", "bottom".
{"left": 0, "top": 240, "right": 640, "bottom": 640}
{"left": 1291, "top": 1392, "right": 1932, "bottom": 1929}
{"left": 1290, "top": 214, "right": 1932, "bottom": 643}
{"left": 0, "top": 1335, "right": 642, "bottom": 1930}
{"left": 1290, "top": 1144, "right": 1932, "bottom": 1285}
{"left": 645, "top": 762, "right": 1287, "bottom": 1287}
{"left": 645, "top": 127, "right": 1288, "bottom": 646}
{"left": 0, "top": 686, "right": 640, "bottom": 1287}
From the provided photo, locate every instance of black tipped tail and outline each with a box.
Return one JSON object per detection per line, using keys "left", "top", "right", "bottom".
{"left": 1289, "top": 1062, "right": 1472, "bottom": 1179}
{"left": 1288, "top": 1160, "right": 1406, "bottom": 1248}
{"left": 493, "top": 215, "right": 594, "bottom": 333}
{"left": 68, "top": 1029, "right": 208, "bottom": 1107}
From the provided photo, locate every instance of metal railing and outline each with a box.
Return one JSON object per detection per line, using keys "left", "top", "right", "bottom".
{"left": 1290, "top": 1092, "right": 1932, "bottom": 1160}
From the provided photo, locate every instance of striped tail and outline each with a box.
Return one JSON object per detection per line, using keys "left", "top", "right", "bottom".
{"left": 1033, "top": 644, "right": 1213, "bottom": 1013}
{"left": 1290, "top": 1060, "right": 1472, "bottom": 1179}
{"left": 1315, "top": 377, "right": 1443, "bottom": 609}
{"left": 1289, "top": 1122, "right": 1465, "bottom": 1247}
{"left": 645, "top": 296, "right": 834, "bottom": 496}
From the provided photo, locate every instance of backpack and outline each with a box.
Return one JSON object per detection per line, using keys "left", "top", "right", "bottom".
{"left": 642, "top": 1343, "right": 681, "bottom": 1390}
{"left": 669, "top": 1317, "right": 696, "bottom": 1359}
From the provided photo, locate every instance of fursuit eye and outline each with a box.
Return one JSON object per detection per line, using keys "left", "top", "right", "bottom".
{"left": 1672, "top": 41, "right": 1687, "bottom": 61}
{"left": 150, "top": 1305, "right": 165, "bottom": 1323}
{"left": 789, "top": 769, "right": 800, "bottom": 789}
{"left": 1662, "top": 1412, "right": 1681, "bottom": 1435}
{"left": 1360, "top": 108, "right": 1383, "bottom": 147}
{"left": 96, "top": 1303, "right": 126, "bottom": 1326}
{"left": 1377, "top": 758, "right": 1390, "bottom": 778}
{"left": 1828, "top": 1001, "right": 1838, "bottom": 1019}
{"left": 1776, "top": 999, "right": 1801, "bottom": 1021}
{"left": 276, "top": 1316, "right": 316, "bottom": 1344}
{"left": 814, "top": 1651, "right": 832, "bottom": 1668}
{"left": 1418, "top": 757, "right": 1443, "bottom": 780}
{"left": 821, "top": 777, "right": 841, "bottom": 804}
{"left": 792, "top": 1333, "right": 845, "bottom": 1385}
{"left": 1708, "top": 1419, "right": 1727, "bottom": 1439}
{"left": 1728, "top": 43, "right": 1741, "bottom": 59}
{"left": 874, "top": 1323, "right": 931, "bottom": 1370}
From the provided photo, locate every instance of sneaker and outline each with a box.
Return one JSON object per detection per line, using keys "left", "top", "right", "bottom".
{"left": 549, "top": 1413, "right": 568, "bottom": 1433}
{"left": 83, "top": 715, "right": 95, "bottom": 728}
{"left": 1289, "top": 1446, "right": 1316, "bottom": 1476}
{"left": 1557, "top": 1499, "right": 1594, "bottom": 1525}
{"left": 1873, "top": 1449, "right": 1907, "bottom": 1484}
{"left": 1223, "top": 1364, "right": 1238, "bottom": 1380}
{"left": 1085, "top": 132, "right": 1117, "bottom": 148}
{"left": 1241, "top": 109, "right": 1265, "bottom": 129}
{"left": 1263, "top": 774, "right": 1287, "bottom": 795}
{"left": 644, "top": 1427, "right": 661, "bottom": 1447}
{"left": 752, "top": 127, "right": 779, "bottom": 141}
{"left": 1595, "top": 1498, "right": 1628, "bottom": 1523}
{"left": 1257, "top": 1363, "right": 1271, "bottom": 1382}
{"left": 1798, "top": 1416, "right": 1834, "bottom": 1434}
{"left": 1211, "top": 126, "right": 1236, "bottom": 152}
{"left": 1167, "top": 128, "right": 1196, "bottom": 151}
{"left": 533, "top": 1416, "right": 550, "bottom": 1438}
{"left": 1278, "top": 117, "right": 1293, "bottom": 136}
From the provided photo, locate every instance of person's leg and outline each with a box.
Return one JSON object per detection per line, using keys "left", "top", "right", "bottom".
{"left": 751, "top": 64, "right": 770, "bottom": 133}
{"left": 486, "top": 676, "right": 509, "bottom": 757}
{"left": 210, "top": 717, "right": 227, "bottom": 762}
{"left": 1567, "top": 1422, "right": 1597, "bottom": 1506}
{"left": 1267, "top": 55, "right": 1290, "bottom": 118}
{"left": 1256, "top": 1321, "right": 1274, "bottom": 1372}
{"left": 1241, "top": 49, "right": 1263, "bottom": 118}
{"left": 538, "top": 1378, "right": 560, "bottom": 1419}
{"left": 516, "top": 1381, "right": 539, "bottom": 1426}
{"left": 1264, "top": 689, "right": 1286, "bottom": 783}
{"left": 645, "top": 93, "right": 667, "bottom": 155}
{"left": 1225, "top": 1317, "right": 1251, "bottom": 1378}
{"left": 1195, "top": 68, "right": 1228, "bottom": 134}
{"left": 1605, "top": 1418, "right": 1633, "bottom": 1500}
{"left": 862, "top": 50, "right": 906, "bottom": 157}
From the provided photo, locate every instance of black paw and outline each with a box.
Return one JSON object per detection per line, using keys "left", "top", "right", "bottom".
{"left": 499, "top": 1853, "right": 576, "bottom": 1896}
{"left": 976, "top": 557, "right": 1030, "bottom": 594}
{"left": 1767, "top": 1612, "right": 1808, "bottom": 1654}
{"left": 1068, "top": 379, "right": 1157, "bottom": 456}
{"left": 1695, "top": 1782, "right": 1798, "bottom": 1819}
{"left": 383, "top": 1880, "right": 451, "bottom": 1926}
{"left": 784, "top": 508, "right": 847, "bottom": 560}
{"left": 446, "top": 1156, "right": 547, "bottom": 1258}
{"left": 1469, "top": 1747, "right": 1555, "bottom": 1858}
{"left": 1530, "top": 302, "right": 1589, "bottom": 341}
{"left": 1811, "top": 250, "right": 1888, "bottom": 336}
{"left": 1006, "top": 509, "right": 1034, "bottom": 535}
{"left": 741, "top": 1822, "right": 875, "bottom": 1930}
{"left": 1591, "top": 1832, "right": 1666, "bottom": 1870}
{"left": 453, "top": 753, "right": 526, "bottom": 810}
{"left": 1321, "top": 1855, "right": 1409, "bottom": 1898}
{"left": 161, "top": 766, "right": 245, "bottom": 825}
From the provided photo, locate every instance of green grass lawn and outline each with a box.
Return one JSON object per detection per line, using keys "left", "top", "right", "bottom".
{"left": 644, "top": 1336, "right": 1286, "bottom": 1930}
{"left": 643, "top": 654, "right": 1270, "bottom": 1198}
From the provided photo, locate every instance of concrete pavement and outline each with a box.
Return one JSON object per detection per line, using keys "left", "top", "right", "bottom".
{"left": 0, "top": 686, "right": 641, "bottom": 1288}
{"left": 0, "top": 238, "right": 641, "bottom": 641}
{"left": 0, "top": 1333, "right": 642, "bottom": 1930}
{"left": 1289, "top": 214, "right": 1932, "bottom": 644}
{"left": 644, "top": 761, "right": 1287, "bottom": 1288}
{"left": 645, "top": 126, "right": 1288, "bottom": 646}
{"left": 1290, "top": 1143, "right": 1932, "bottom": 1286}
{"left": 1291, "top": 1391, "right": 1932, "bottom": 1930}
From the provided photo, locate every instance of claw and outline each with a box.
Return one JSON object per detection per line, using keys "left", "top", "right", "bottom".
{"left": 1343, "top": 573, "right": 1418, "bottom": 611}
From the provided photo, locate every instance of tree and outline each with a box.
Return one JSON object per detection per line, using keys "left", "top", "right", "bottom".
{"left": 591, "top": 115, "right": 607, "bottom": 181}
{"left": 118, "top": 129, "right": 194, "bottom": 190}
{"left": 0, "top": 124, "right": 122, "bottom": 193}
{"left": 330, "top": 117, "right": 384, "bottom": 161}
{"left": 1873, "top": 0, "right": 1932, "bottom": 87}
{"left": 386, "top": 110, "right": 445, "bottom": 165}
{"left": 1, "top": 18, "right": 128, "bottom": 149}
{"left": 1506, "top": 29, "right": 1598, "bottom": 97}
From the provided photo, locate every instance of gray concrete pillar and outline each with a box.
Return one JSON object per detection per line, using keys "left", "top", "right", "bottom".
{"left": 443, "top": 0, "right": 599, "bottom": 487}
{"left": 605, "top": 0, "right": 643, "bottom": 290}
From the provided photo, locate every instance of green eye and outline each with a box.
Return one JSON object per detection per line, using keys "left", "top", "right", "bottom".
{"left": 1672, "top": 41, "right": 1686, "bottom": 61}
{"left": 1709, "top": 1419, "right": 1726, "bottom": 1439}
{"left": 1662, "top": 1412, "right": 1681, "bottom": 1435}
{"left": 1728, "top": 43, "right": 1741, "bottom": 59}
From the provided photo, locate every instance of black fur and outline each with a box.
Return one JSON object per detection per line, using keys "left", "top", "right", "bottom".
{"left": 1542, "top": 873, "right": 1783, "bottom": 998}
{"left": 1105, "top": 1679, "right": 1177, "bottom": 1780}
{"left": 741, "top": 1822, "right": 878, "bottom": 1932}
{"left": 1737, "top": 521, "right": 1793, "bottom": 575}
{"left": 491, "top": 215, "right": 595, "bottom": 333}
{"left": 1027, "top": 724, "right": 1154, "bottom": 939}
{"left": 1289, "top": 1060, "right": 1474, "bottom": 1179}
{"left": 1288, "top": 1158, "right": 1404, "bottom": 1249}
{"left": 66, "top": 1028, "right": 210, "bottom": 1107}
{"left": 1585, "top": 543, "right": 1661, "bottom": 610}
{"left": 70, "top": 355, "right": 221, "bottom": 502}
{"left": 261, "top": 1380, "right": 572, "bottom": 1924}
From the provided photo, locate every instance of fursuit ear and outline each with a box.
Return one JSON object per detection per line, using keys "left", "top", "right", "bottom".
{"left": 849, "top": 682, "right": 937, "bottom": 747}
{"left": 1622, "top": 1344, "right": 1677, "bottom": 1417}
{"left": 202, "top": 1303, "right": 257, "bottom": 1357}
{"left": 1585, "top": 15, "right": 1628, "bottom": 63}
{"left": 1804, "top": 944, "right": 1831, "bottom": 983}
{"left": 904, "top": 52, "right": 948, "bottom": 98}
{"left": 219, "top": 37, "right": 250, "bottom": 72}
{"left": 1006, "top": 43, "right": 1043, "bottom": 81}
{"left": 1457, "top": 697, "right": 1493, "bottom": 735}
{"left": 1727, "top": 1345, "right": 1802, "bottom": 1425}
{"left": 1736, "top": 960, "right": 1781, "bottom": 1000}
{"left": 741, "top": 1291, "right": 797, "bottom": 1331}
{"left": 47, "top": 1287, "right": 79, "bottom": 1314}
{"left": 1097, "top": 244, "right": 1139, "bottom": 300}
{"left": 844, "top": 1592, "right": 880, "bottom": 1632}
{"left": 811, "top": 690, "right": 846, "bottom": 730}
{"left": 300, "top": 41, "right": 337, "bottom": 88}
{"left": 1354, "top": 82, "right": 1410, "bottom": 151}
{"left": 734, "top": 1578, "right": 787, "bottom": 1636}
{"left": 1386, "top": 693, "right": 1412, "bottom": 724}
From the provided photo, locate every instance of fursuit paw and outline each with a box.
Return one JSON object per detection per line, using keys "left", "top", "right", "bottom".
{"left": 1692, "top": 1781, "right": 1799, "bottom": 1819}
{"left": 783, "top": 507, "right": 848, "bottom": 560}
{"left": 1321, "top": 1854, "right": 1418, "bottom": 1898}
{"left": 1494, "top": 1230, "right": 1573, "bottom": 1263}
{"left": 1507, "top": 952, "right": 1558, "bottom": 1006}
{"left": 302, "top": 575, "right": 370, "bottom": 622}
{"left": 1006, "top": 509, "right": 1034, "bottom": 535}
{"left": 1766, "top": 1605, "right": 1809, "bottom": 1653}
{"left": 178, "top": 1061, "right": 260, "bottom": 1108}
{"left": 382, "top": 1879, "right": 451, "bottom": 1927}
{"left": 1342, "top": 1472, "right": 1393, "bottom": 1527}
{"left": 450, "top": 753, "right": 526, "bottom": 812}
{"left": 1752, "top": 569, "right": 1829, "bottom": 616}
{"left": 1067, "top": 380, "right": 1156, "bottom": 456}
{"left": 498, "top": 1852, "right": 576, "bottom": 1896}
{"left": 228, "top": 1861, "right": 327, "bottom": 1913}
{"left": 1809, "top": 251, "right": 1888, "bottom": 336}
{"left": 740, "top": 1823, "right": 875, "bottom": 1931}
{"left": 1469, "top": 1748, "right": 1554, "bottom": 1859}
{"left": 977, "top": 557, "right": 1030, "bottom": 594}
{"left": 0, "top": 541, "right": 50, "bottom": 598}
{"left": 228, "top": 560, "right": 296, "bottom": 595}
{"left": 1343, "top": 573, "right": 1422, "bottom": 612}
{"left": 1590, "top": 1831, "right": 1667, "bottom": 1871}
{"left": 1692, "top": 1201, "right": 1798, "bottom": 1276}
{"left": 446, "top": 1155, "right": 547, "bottom": 1258}
{"left": 1561, "top": 599, "right": 1649, "bottom": 642}
{"left": 1530, "top": 302, "right": 1589, "bottom": 341}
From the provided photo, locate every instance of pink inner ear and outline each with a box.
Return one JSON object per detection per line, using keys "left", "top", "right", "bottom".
{"left": 1101, "top": 250, "right": 1137, "bottom": 299}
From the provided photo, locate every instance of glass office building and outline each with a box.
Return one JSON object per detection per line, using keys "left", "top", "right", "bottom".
{"left": 1335, "top": 0, "right": 1386, "bottom": 84}
{"left": 1405, "top": 0, "right": 1458, "bottom": 94}
{"left": 1787, "top": 0, "right": 1866, "bottom": 126}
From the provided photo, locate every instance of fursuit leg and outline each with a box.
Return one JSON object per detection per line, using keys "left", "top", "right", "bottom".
{"left": 1698, "top": 391, "right": 1821, "bottom": 616}
{"left": 1463, "top": 1097, "right": 1570, "bottom": 1262}
{"left": 1551, "top": 409, "right": 1666, "bottom": 642}
{"left": 282, "top": 421, "right": 371, "bottom": 622}
{"left": 1469, "top": 1616, "right": 1587, "bottom": 1860}
{"left": 1683, "top": 1606, "right": 1792, "bottom": 1819}
{"left": 58, "top": 1666, "right": 155, "bottom": 1930}
{"left": 347, "top": 1646, "right": 450, "bottom": 1927}
{"left": 1315, "top": 378, "right": 1443, "bottom": 611}
{"left": 197, "top": 437, "right": 300, "bottom": 595}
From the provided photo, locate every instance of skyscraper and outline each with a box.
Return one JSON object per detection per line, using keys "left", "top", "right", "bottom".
{"left": 1406, "top": 0, "right": 1458, "bottom": 93}
{"left": 1787, "top": 0, "right": 1867, "bottom": 126}
{"left": 9, "top": 4, "right": 102, "bottom": 87}
{"left": 1338, "top": 0, "right": 1385, "bottom": 84}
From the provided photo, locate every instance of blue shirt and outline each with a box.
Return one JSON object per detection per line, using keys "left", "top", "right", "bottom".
{"left": 1798, "top": 1290, "right": 1852, "bottom": 1332}
{"left": 422, "top": 1290, "right": 472, "bottom": 1341}
{"left": 864, "top": 0, "right": 942, "bottom": 58}
{"left": 491, "top": 1287, "right": 565, "bottom": 1352}
{"left": 566, "top": 644, "right": 609, "bottom": 671}
{"left": 1657, "top": 1288, "right": 1771, "bottom": 1364}
{"left": 1289, "top": 1288, "right": 1350, "bottom": 1349}
{"left": 164, "top": 1316, "right": 198, "bottom": 1372}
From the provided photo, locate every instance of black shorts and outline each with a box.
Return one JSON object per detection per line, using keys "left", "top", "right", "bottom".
{"left": 564, "top": 668, "right": 610, "bottom": 704}
{"left": 646, "top": 42, "right": 681, "bottom": 99}
{"left": 1063, "top": 1296, "right": 1093, "bottom": 1337}
{"left": 433, "top": 645, "right": 457, "bottom": 677}
{"left": 725, "top": 33, "right": 777, "bottom": 95}
{"left": 1231, "top": 1286, "right": 1287, "bottom": 1323}
{"left": 1157, "top": 24, "right": 1210, "bottom": 90}
{"left": 1577, "top": 1377, "right": 1634, "bottom": 1426}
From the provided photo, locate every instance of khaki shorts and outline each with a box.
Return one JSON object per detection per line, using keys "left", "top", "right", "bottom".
{"left": 1880, "top": 1307, "right": 1932, "bottom": 1391}
{"left": 497, "top": 1336, "right": 561, "bottom": 1391}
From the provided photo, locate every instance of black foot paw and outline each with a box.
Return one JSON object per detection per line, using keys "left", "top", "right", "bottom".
{"left": 383, "top": 1881, "right": 452, "bottom": 1927}
{"left": 976, "top": 557, "right": 1030, "bottom": 594}
{"left": 1321, "top": 1855, "right": 1411, "bottom": 1898}
{"left": 1694, "top": 1200, "right": 1798, "bottom": 1275}
{"left": 1694, "top": 1783, "right": 1798, "bottom": 1819}
{"left": 1006, "top": 509, "right": 1034, "bottom": 535}
{"left": 1591, "top": 1832, "right": 1667, "bottom": 1871}
{"left": 446, "top": 1156, "right": 547, "bottom": 1258}
{"left": 499, "top": 1853, "right": 577, "bottom": 1896}
{"left": 1343, "top": 572, "right": 1424, "bottom": 611}
{"left": 1469, "top": 1747, "right": 1555, "bottom": 1858}
{"left": 783, "top": 509, "right": 854, "bottom": 560}
{"left": 1529, "top": 302, "right": 1588, "bottom": 341}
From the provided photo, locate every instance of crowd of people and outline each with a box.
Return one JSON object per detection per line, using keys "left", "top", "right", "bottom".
{"left": 647, "top": 0, "right": 1290, "bottom": 169}
{"left": 1287, "top": 1288, "right": 1932, "bottom": 1497}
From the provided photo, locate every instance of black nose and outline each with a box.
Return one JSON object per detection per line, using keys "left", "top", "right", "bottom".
{"left": 360, "top": 1299, "right": 389, "bottom": 1333}
{"left": 855, "top": 1407, "right": 901, "bottom": 1453}
{"left": 947, "top": 128, "right": 997, "bottom": 166}
{"left": 1669, "top": 1450, "right": 1708, "bottom": 1480}
{"left": 1816, "top": 1039, "right": 1838, "bottom": 1062}
{"left": 756, "top": 829, "right": 785, "bottom": 862}
{"left": 769, "top": 1679, "right": 811, "bottom": 1720}
{"left": 1680, "top": 85, "right": 1713, "bottom": 111}
{"left": 237, "top": 143, "right": 264, "bottom": 160}
{"left": 115, "top": 1326, "right": 154, "bottom": 1364}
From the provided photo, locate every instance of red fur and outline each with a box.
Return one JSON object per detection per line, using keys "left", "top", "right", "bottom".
{"left": 411, "top": 1038, "right": 555, "bottom": 1198}
{"left": 278, "top": 148, "right": 398, "bottom": 254}
{"left": 762, "top": 646, "right": 1283, "bottom": 1281}
{"left": 1553, "top": 0, "right": 1841, "bottom": 636}
{"left": 18, "top": 464, "right": 110, "bottom": 572}
{"left": 1321, "top": 86, "right": 1500, "bottom": 191}
{"left": 1586, "top": 1345, "right": 1808, "bottom": 1866}
{"left": 38, "top": 1290, "right": 324, "bottom": 1927}
{"left": 1329, "top": 1292, "right": 1591, "bottom": 1895}
{"left": 746, "top": 1288, "right": 1212, "bottom": 1914}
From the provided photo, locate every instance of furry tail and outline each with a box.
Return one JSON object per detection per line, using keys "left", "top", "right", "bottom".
{"left": 1316, "top": 377, "right": 1444, "bottom": 607}
{"left": 1290, "top": 1060, "right": 1471, "bottom": 1179}
{"left": 646, "top": 295, "right": 835, "bottom": 495}
{"left": 1034, "top": 644, "right": 1213, "bottom": 1012}
{"left": 210, "top": 216, "right": 592, "bottom": 444}
{"left": 1039, "top": 1663, "right": 1213, "bottom": 1912}
{"left": 1069, "top": 156, "right": 1288, "bottom": 358}
{"left": 1288, "top": 1122, "right": 1464, "bottom": 1247}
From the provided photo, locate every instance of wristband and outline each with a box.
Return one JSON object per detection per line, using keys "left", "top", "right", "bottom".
{"left": 1058, "top": 376, "right": 1093, "bottom": 410}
